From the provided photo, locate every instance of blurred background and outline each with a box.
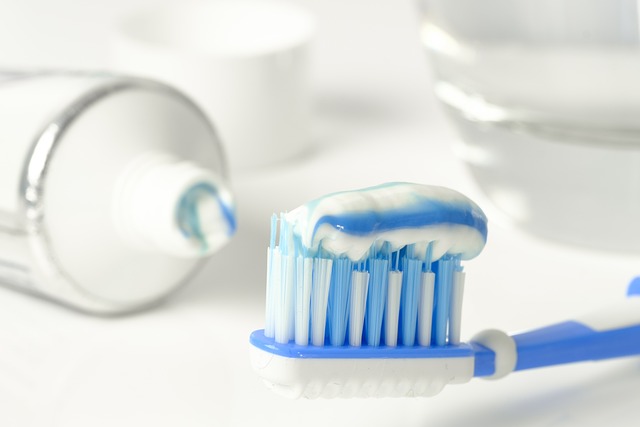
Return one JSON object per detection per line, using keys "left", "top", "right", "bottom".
{"left": 0, "top": 0, "right": 639, "bottom": 425}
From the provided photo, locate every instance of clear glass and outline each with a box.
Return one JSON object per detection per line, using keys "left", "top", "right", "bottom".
{"left": 419, "top": 0, "right": 640, "bottom": 252}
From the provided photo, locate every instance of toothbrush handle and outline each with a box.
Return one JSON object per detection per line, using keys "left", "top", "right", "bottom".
{"left": 512, "top": 318, "right": 640, "bottom": 372}
{"left": 473, "top": 281, "right": 640, "bottom": 378}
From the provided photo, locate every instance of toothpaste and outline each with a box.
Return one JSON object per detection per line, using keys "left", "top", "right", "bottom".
{"left": 282, "top": 182, "right": 487, "bottom": 262}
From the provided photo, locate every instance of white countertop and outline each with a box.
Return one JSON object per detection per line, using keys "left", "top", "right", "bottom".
{"left": 1, "top": 0, "right": 639, "bottom": 426}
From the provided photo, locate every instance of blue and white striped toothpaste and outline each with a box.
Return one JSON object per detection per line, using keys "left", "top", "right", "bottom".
{"left": 284, "top": 182, "right": 487, "bottom": 261}
{"left": 263, "top": 182, "right": 487, "bottom": 349}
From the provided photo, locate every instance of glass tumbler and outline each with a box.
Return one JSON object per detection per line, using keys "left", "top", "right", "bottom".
{"left": 419, "top": 0, "right": 640, "bottom": 253}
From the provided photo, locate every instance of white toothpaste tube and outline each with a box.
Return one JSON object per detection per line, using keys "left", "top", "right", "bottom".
{"left": 0, "top": 71, "right": 235, "bottom": 314}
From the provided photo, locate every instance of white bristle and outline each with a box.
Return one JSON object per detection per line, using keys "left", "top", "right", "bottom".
{"left": 385, "top": 271, "right": 403, "bottom": 347}
{"left": 275, "top": 253, "right": 296, "bottom": 344}
{"left": 449, "top": 271, "right": 466, "bottom": 345}
{"left": 348, "top": 271, "right": 370, "bottom": 347}
{"left": 264, "top": 247, "right": 279, "bottom": 338}
{"left": 295, "top": 256, "right": 313, "bottom": 345}
{"left": 418, "top": 271, "right": 435, "bottom": 346}
{"left": 310, "top": 258, "right": 333, "bottom": 346}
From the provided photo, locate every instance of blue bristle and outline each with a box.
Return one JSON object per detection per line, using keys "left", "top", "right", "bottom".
{"left": 280, "top": 217, "right": 290, "bottom": 256}
{"left": 283, "top": 252, "right": 296, "bottom": 341}
{"left": 327, "top": 257, "right": 353, "bottom": 346}
{"left": 400, "top": 255, "right": 422, "bottom": 346}
{"left": 364, "top": 257, "right": 389, "bottom": 346}
{"left": 433, "top": 257, "right": 455, "bottom": 346}
{"left": 424, "top": 241, "right": 434, "bottom": 272}
{"left": 392, "top": 250, "right": 400, "bottom": 271}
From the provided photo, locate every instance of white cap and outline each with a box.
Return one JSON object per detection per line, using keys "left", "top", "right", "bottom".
{"left": 113, "top": 151, "right": 235, "bottom": 258}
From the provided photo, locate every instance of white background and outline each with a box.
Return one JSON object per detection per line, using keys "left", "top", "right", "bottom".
{"left": 0, "top": 0, "right": 639, "bottom": 425}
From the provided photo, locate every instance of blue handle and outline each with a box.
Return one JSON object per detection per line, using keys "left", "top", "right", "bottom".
{"left": 473, "top": 278, "right": 640, "bottom": 377}
{"left": 512, "top": 321, "right": 640, "bottom": 371}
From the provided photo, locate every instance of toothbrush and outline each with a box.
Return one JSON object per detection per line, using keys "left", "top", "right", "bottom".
{"left": 249, "top": 182, "right": 640, "bottom": 399}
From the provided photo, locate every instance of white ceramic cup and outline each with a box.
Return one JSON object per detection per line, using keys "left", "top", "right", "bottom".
{"left": 111, "top": 0, "right": 315, "bottom": 173}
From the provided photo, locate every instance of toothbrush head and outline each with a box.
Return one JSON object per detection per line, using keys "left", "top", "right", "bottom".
{"left": 250, "top": 330, "right": 476, "bottom": 398}
{"left": 250, "top": 182, "right": 488, "bottom": 398}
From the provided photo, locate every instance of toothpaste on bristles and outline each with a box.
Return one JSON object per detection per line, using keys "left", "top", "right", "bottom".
{"left": 263, "top": 182, "right": 487, "bottom": 348}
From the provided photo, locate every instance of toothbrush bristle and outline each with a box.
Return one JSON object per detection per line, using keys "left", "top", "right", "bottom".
{"left": 264, "top": 213, "right": 466, "bottom": 348}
